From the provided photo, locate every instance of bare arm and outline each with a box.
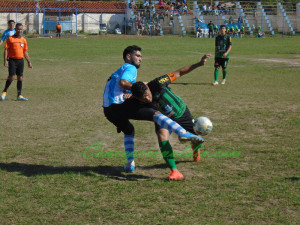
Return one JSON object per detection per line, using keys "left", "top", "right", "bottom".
{"left": 4, "top": 49, "right": 8, "bottom": 67}
{"left": 223, "top": 45, "right": 232, "bottom": 58}
{"left": 172, "top": 53, "right": 211, "bottom": 79}
{"left": 0, "top": 40, "right": 3, "bottom": 46}
{"left": 24, "top": 51, "right": 33, "bottom": 69}
{"left": 119, "top": 79, "right": 132, "bottom": 90}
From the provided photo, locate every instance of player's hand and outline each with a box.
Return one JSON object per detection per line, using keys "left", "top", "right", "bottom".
{"left": 4, "top": 61, "right": 8, "bottom": 68}
{"left": 200, "top": 53, "right": 211, "bottom": 66}
{"left": 223, "top": 53, "right": 228, "bottom": 57}
{"left": 123, "top": 93, "right": 132, "bottom": 99}
{"left": 28, "top": 62, "right": 33, "bottom": 69}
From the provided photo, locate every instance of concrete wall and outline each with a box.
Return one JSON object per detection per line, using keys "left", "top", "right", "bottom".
{"left": 0, "top": 12, "right": 126, "bottom": 35}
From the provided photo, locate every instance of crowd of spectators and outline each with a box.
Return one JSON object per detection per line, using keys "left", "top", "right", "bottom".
{"left": 199, "top": 2, "right": 236, "bottom": 16}
{"left": 127, "top": 0, "right": 192, "bottom": 36}
{"left": 129, "top": 0, "right": 190, "bottom": 15}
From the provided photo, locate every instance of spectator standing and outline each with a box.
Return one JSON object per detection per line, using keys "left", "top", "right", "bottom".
{"left": 56, "top": 22, "right": 62, "bottom": 38}
{"left": 207, "top": 21, "right": 214, "bottom": 38}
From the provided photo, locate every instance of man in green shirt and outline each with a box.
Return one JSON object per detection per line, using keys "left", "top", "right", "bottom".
{"left": 131, "top": 54, "right": 211, "bottom": 180}
{"left": 240, "top": 25, "right": 245, "bottom": 38}
{"left": 213, "top": 25, "right": 232, "bottom": 85}
{"left": 207, "top": 21, "right": 214, "bottom": 38}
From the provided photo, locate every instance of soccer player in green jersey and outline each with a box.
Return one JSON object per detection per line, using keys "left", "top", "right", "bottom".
{"left": 213, "top": 25, "right": 232, "bottom": 85}
{"left": 131, "top": 54, "right": 211, "bottom": 180}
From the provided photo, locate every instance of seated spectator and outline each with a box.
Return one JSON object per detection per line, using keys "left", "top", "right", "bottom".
{"left": 143, "top": 0, "right": 150, "bottom": 9}
{"left": 176, "top": 1, "right": 182, "bottom": 14}
{"left": 202, "top": 3, "right": 207, "bottom": 15}
{"left": 129, "top": 0, "right": 137, "bottom": 10}
{"left": 182, "top": 4, "right": 188, "bottom": 14}
{"left": 256, "top": 31, "right": 264, "bottom": 38}
{"left": 208, "top": 5, "right": 212, "bottom": 15}
{"left": 159, "top": 0, "right": 165, "bottom": 9}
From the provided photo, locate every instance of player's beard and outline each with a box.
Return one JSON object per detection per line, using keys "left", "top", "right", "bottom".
{"left": 130, "top": 60, "right": 140, "bottom": 69}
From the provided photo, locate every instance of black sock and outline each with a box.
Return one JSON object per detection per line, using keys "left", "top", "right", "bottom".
{"left": 17, "top": 81, "right": 22, "bottom": 96}
{"left": 4, "top": 80, "right": 12, "bottom": 92}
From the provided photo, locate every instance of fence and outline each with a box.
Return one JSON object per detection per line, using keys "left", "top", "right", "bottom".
{"left": 0, "top": 6, "right": 299, "bottom": 37}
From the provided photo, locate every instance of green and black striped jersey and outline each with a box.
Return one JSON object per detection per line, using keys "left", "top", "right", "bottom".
{"left": 148, "top": 73, "right": 186, "bottom": 119}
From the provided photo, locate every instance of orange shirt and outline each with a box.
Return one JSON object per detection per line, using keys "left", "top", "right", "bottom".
{"left": 5, "top": 36, "right": 28, "bottom": 59}
{"left": 56, "top": 24, "right": 62, "bottom": 30}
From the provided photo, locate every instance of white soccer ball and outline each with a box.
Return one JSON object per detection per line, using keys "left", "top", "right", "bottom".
{"left": 193, "top": 116, "right": 213, "bottom": 136}
{"left": 50, "top": 36, "right": 52, "bottom": 39}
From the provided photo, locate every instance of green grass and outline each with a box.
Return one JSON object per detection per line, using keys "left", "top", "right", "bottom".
{"left": 0, "top": 36, "right": 299, "bottom": 224}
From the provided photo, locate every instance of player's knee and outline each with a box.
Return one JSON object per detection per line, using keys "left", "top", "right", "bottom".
{"left": 8, "top": 76, "right": 14, "bottom": 82}
{"left": 17, "top": 76, "right": 24, "bottom": 81}
{"left": 156, "top": 129, "right": 169, "bottom": 142}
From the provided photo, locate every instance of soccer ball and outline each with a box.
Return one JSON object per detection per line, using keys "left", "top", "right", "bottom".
{"left": 193, "top": 117, "right": 213, "bottom": 136}
{"left": 50, "top": 36, "right": 52, "bottom": 39}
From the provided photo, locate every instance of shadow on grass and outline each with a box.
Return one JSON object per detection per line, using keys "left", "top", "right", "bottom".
{"left": 137, "top": 160, "right": 193, "bottom": 170}
{"left": 285, "top": 177, "right": 300, "bottom": 182}
{"left": 0, "top": 162, "right": 150, "bottom": 181}
{"left": 172, "top": 82, "right": 212, "bottom": 86}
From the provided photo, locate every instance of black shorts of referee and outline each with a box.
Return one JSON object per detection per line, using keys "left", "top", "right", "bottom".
{"left": 8, "top": 58, "right": 24, "bottom": 76}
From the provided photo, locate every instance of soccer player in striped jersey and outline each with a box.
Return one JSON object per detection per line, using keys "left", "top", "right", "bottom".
{"left": 131, "top": 54, "right": 211, "bottom": 180}
{"left": 213, "top": 25, "right": 232, "bottom": 85}
{"left": 0, "top": 20, "right": 16, "bottom": 46}
{"left": 102, "top": 46, "right": 204, "bottom": 179}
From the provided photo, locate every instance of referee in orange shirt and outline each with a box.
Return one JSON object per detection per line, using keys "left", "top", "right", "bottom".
{"left": 1, "top": 23, "right": 32, "bottom": 101}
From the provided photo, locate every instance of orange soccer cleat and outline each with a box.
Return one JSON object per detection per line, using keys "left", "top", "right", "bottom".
{"left": 167, "top": 170, "right": 184, "bottom": 181}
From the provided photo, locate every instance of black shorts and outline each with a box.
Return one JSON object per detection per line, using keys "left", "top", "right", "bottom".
{"left": 56, "top": 29, "right": 61, "bottom": 33}
{"left": 155, "top": 106, "right": 195, "bottom": 134}
{"left": 103, "top": 99, "right": 157, "bottom": 135}
{"left": 8, "top": 58, "right": 24, "bottom": 76}
{"left": 214, "top": 57, "right": 229, "bottom": 69}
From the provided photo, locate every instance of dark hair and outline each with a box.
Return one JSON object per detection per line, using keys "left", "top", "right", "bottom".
{"left": 123, "top": 45, "right": 142, "bottom": 61}
{"left": 220, "top": 25, "right": 226, "bottom": 29}
{"left": 8, "top": 20, "right": 15, "bottom": 24}
{"left": 131, "top": 81, "right": 147, "bottom": 98}
{"left": 15, "top": 23, "right": 23, "bottom": 29}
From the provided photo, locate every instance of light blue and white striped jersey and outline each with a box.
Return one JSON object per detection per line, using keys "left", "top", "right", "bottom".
{"left": 102, "top": 63, "right": 137, "bottom": 107}
{"left": 1, "top": 29, "right": 16, "bottom": 42}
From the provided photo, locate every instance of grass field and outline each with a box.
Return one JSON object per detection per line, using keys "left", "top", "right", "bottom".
{"left": 0, "top": 36, "right": 299, "bottom": 224}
